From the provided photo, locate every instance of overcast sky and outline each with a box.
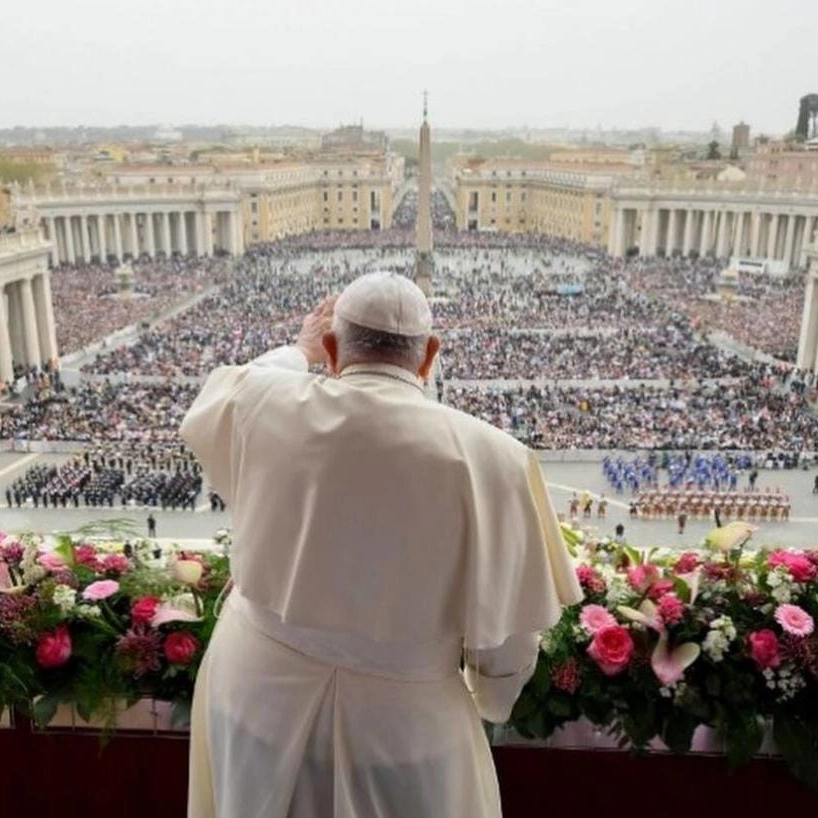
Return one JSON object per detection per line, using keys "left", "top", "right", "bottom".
{"left": 0, "top": 0, "right": 812, "bottom": 134}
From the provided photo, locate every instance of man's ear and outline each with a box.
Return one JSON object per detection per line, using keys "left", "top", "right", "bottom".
{"left": 323, "top": 332, "right": 339, "bottom": 374}
{"left": 417, "top": 335, "right": 440, "bottom": 380}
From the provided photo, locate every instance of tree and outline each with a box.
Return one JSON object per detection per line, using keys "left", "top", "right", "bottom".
{"left": 706, "top": 141, "right": 721, "bottom": 160}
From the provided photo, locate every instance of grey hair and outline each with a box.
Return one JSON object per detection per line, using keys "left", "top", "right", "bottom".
{"left": 333, "top": 317, "right": 428, "bottom": 369}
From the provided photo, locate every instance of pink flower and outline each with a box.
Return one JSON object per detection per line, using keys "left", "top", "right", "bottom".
{"left": 775, "top": 604, "right": 815, "bottom": 637}
{"left": 579, "top": 604, "right": 617, "bottom": 634}
{"left": 0, "top": 539, "right": 24, "bottom": 565}
{"left": 748, "top": 629, "right": 781, "bottom": 669}
{"left": 116, "top": 627, "right": 162, "bottom": 677}
{"left": 131, "top": 596, "right": 161, "bottom": 625}
{"left": 102, "top": 554, "right": 131, "bottom": 575}
{"left": 164, "top": 631, "right": 200, "bottom": 665}
{"left": 587, "top": 625, "right": 635, "bottom": 676}
{"left": 768, "top": 551, "right": 817, "bottom": 583}
{"left": 627, "top": 564, "right": 660, "bottom": 594}
{"left": 647, "top": 579, "right": 675, "bottom": 600}
{"left": 575, "top": 565, "right": 606, "bottom": 595}
{"left": 657, "top": 593, "right": 685, "bottom": 625}
{"left": 74, "top": 545, "right": 103, "bottom": 570}
{"left": 36, "top": 624, "right": 72, "bottom": 668}
{"left": 82, "top": 579, "right": 120, "bottom": 601}
{"left": 675, "top": 552, "right": 700, "bottom": 574}
{"left": 551, "top": 657, "right": 582, "bottom": 693}
{"left": 38, "top": 551, "right": 66, "bottom": 572}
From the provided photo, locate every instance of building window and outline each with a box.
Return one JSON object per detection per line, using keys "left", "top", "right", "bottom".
{"left": 337, "top": 191, "right": 343, "bottom": 202}
{"left": 352, "top": 190, "right": 358, "bottom": 202}
{"left": 323, "top": 191, "right": 328, "bottom": 202}
{"left": 250, "top": 202, "right": 258, "bottom": 214}
{"left": 491, "top": 191, "right": 497, "bottom": 203}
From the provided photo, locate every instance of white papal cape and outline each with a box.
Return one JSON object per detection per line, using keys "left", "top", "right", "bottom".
{"left": 180, "top": 347, "right": 582, "bottom": 818}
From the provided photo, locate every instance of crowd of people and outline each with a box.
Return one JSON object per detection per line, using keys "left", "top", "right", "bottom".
{"left": 2, "top": 226, "right": 817, "bottom": 499}
{"left": 445, "top": 380, "right": 818, "bottom": 452}
{"left": 5, "top": 442, "right": 204, "bottom": 510}
{"left": 51, "top": 255, "right": 231, "bottom": 355}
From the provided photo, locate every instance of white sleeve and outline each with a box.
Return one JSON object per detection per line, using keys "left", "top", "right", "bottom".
{"left": 180, "top": 346, "right": 308, "bottom": 503}
{"left": 250, "top": 346, "right": 308, "bottom": 371}
{"left": 463, "top": 631, "right": 540, "bottom": 724}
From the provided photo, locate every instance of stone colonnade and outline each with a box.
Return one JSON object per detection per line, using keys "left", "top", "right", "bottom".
{"left": 797, "top": 247, "right": 818, "bottom": 371}
{"left": 43, "top": 208, "right": 242, "bottom": 267}
{"left": 0, "top": 231, "right": 57, "bottom": 384}
{"left": 609, "top": 197, "right": 818, "bottom": 269}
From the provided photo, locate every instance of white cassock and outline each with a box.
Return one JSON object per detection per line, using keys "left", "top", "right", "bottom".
{"left": 180, "top": 347, "right": 582, "bottom": 818}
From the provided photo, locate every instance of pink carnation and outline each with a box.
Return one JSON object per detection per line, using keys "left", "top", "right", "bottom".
{"left": 579, "top": 604, "right": 617, "bottom": 634}
{"left": 74, "top": 545, "right": 103, "bottom": 570}
{"left": 775, "top": 604, "right": 815, "bottom": 637}
{"left": 675, "top": 552, "right": 700, "bottom": 574}
{"left": 102, "top": 554, "right": 131, "bottom": 574}
{"left": 657, "top": 593, "right": 685, "bottom": 625}
{"left": 647, "top": 579, "right": 675, "bottom": 600}
{"left": 768, "top": 551, "right": 817, "bottom": 583}
{"left": 82, "top": 579, "right": 120, "bottom": 601}
{"left": 576, "top": 565, "right": 606, "bottom": 595}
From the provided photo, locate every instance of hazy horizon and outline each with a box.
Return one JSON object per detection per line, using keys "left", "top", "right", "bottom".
{"left": 1, "top": 0, "right": 813, "bottom": 135}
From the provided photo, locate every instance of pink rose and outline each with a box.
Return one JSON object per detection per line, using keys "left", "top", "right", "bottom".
{"left": 657, "top": 593, "right": 685, "bottom": 625}
{"left": 164, "top": 631, "right": 200, "bottom": 665}
{"left": 36, "top": 624, "right": 72, "bottom": 668}
{"left": 131, "top": 596, "right": 161, "bottom": 625}
{"left": 768, "top": 551, "right": 817, "bottom": 583}
{"left": 774, "top": 604, "right": 815, "bottom": 637}
{"left": 103, "top": 554, "right": 131, "bottom": 575}
{"left": 579, "top": 604, "right": 617, "bottom": 634}
{"left": 587, "top": 625, "right": 635, "bottom": 676}
{"left": 675, "top": 552, "right": 700, "bottom": 574}
{"left": 82, "top": 579, "right": 120, "bottom": 601}
{"left": 748, "top": 629, "right": 781, "bottom": 669}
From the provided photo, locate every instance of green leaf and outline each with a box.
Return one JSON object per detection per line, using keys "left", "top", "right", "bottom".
{"left": 33, "top": 693, "right": 61, "bottom": 727}
{"left": 662, "top": 712, "right": 697, "bottom": 754}
{"left": 722, "top": 715, "right": 764, "bottom": 770}
{"left": 545, "top": 693, "right": 573, "bottom": 718}
{"left": 171, "top": 699, "right": 192, "bottom": 729}
{"left": 773, "top": 715, "right": 818, "bottom": 790}
{"left": 530, "top": 657, "right": 551, "bottom": 697}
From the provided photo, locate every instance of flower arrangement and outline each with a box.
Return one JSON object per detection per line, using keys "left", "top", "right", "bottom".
{"left": 511, "top": 522, "right": 818, "bottom": 789}
{"left": 0, "top": 530, "right": 229, "bottom": 730}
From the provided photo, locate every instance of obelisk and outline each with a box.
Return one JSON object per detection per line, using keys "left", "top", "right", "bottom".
{"left": 415, "top": 91, "right": 433, "bottom": 297}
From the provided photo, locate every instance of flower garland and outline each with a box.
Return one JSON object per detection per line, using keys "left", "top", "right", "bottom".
{"left": 512, "top": 522, "right": 818, "bottom": 789}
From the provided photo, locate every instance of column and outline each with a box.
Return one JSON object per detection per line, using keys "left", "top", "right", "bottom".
{"left": 639, "top": 209, "right": 653, "bottom": 257}
{"left": 64, "top": 215, "right": 76, "bottom": 265}
{"left": 19, "top": 277, "right": 42, "bottom": 367}
{"left": 715, "top": 211, "right": 728, "bottom": 258}
{"left": 80, "top": 215, "right": 91, "bottom": 263}
{"left": 799, "top": 217, "right": 817, "bottom": 267}
{"left": 234, "top": 210, "right": 244, "bottom": 255}
{"left": 749, "top": 212, "right": 761, "bottom": 257}
{"left": 699, "top": 210, "right": 711, "bottom": 256}
{"left": 227, "top": 211, "right": 237, "bottom": 255}
{"left": 733, "top": 212, "right": 744, "bottom": 258}
{"left": 797, "top": 271, "right": 818, "bottom": 370}
{"left": 682, "top": 209, "right": 694, "bottom": 256}
{"left": 196, "top": 211, "right": 205, "bottom": 257}
{"left": 782, "top": 215, "right": 797, "bottom": 270}
{"left": 129, "top": 213, "right": 139, "bottom": 260}
{"left": 47, "top": 217, "right": 59, "bottom": 266}
{"left": 179, "top": 211, "right": 188, "bottom": 256}
{"left": 113, "top": 214, "right": 123, "bottom": 262}
{"left": 7, "top": 284, "right": 25, "bottom": 364}
{"left": 162, "top": 212, "right": 171, "bottom": 256}
{"left": 202, "top": 211, "right": 213, "bottom": 256}
{"left": 98, "top": 215, "right": 108, "bottom": 263}
{"left": 0, "top": 286, "right": 13, "bottom": 384}
{"left": 145, "top": 212, "right": 156, "bottom": 259}
{"left": 766, "top": 214, "right": 778, "bottom": 259}
{"left": 666, "top": 208, "right": 677, "bottom": 256}
{"left": 32, "top": 273, "right": 58, "bottom": 363}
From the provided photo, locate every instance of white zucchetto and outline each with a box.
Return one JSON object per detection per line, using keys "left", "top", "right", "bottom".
{"left": 334, "top": 272, "right": 433, "bottom": 336}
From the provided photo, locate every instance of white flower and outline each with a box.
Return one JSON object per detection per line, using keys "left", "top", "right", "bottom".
{"left": 770, "top": 583, "right": 792, "bottom": 604}
{"left": 75, "top": 604, "right": 102, "bottom": 620}
{"left": 52, "top": 584, "right": 77, "bottom": 614}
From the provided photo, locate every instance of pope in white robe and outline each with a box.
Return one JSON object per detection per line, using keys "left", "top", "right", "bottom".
{"left": 180, "top": 272, "right": 582, "bottom": 818}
